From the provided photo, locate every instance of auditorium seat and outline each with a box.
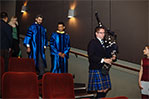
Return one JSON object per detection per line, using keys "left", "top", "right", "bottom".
{"left": 0, "top": 56, "right": 4, "bottom": 76}
{"left": 42, "top": 73, "right": 75, "bottom": 99}
{"left": 2, "top": 72, "right": 39, "bottom": 99}
{"left": 8, "top": 57, "right": 36, "bottom": 72}
{"left": 0, "top": 57, "right": 4, "bottom": 97}
{"left": 101, "top": 96, "right": 128, "bottom": 99}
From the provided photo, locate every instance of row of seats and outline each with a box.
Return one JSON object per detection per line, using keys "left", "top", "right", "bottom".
{"left": 0, "top": 57, "right": 37, "bottom": 98}
{"left": 0, "top": 57, "right": 75, "bottom": 99}
{"left": 0, "top": 57, "right": 4, "bottom": 97}
{"left": 101, "top": 96, "right": 128, "bottom": 99}
{"left": 0, "top": 57, "right": 128, "bottom": 99}
{"left": 7, "top": 57, "right": 36, "bottom": 72}
{"left": 2, "top": 72, "right": 75, "bottom": 99}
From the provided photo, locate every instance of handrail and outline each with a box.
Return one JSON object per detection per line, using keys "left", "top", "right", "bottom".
{"left": 20, "top": 35, "right": 140, "bottom": 72}
{"left": 70, "top": 50, "right": 140, "bottom": 72}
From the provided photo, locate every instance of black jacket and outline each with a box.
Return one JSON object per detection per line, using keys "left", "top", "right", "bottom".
{"left": 0, "top": 20, "right": 12, "bottom": 50}
{"left": 87, "top": 38, "right": 106, "bottom": 70}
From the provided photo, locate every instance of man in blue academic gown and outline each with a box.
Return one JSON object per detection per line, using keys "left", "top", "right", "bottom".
{"left": 50, "top": 22, "right": 70, "bottom": 73}
{"left": 24, "top": 15, "right": 48, "bottom": 79}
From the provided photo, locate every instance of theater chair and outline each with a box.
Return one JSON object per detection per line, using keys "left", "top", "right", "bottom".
{"left": 2, "top": 72, "right": 39, "bottom": 99}
{"left": 101, "top": 96, "right": 128, "bottom": 99}
{"left": 8, "top": 58, "right": 43, "bottom": 96}
{"left": 0, "top": 57, "right": 4, "bottom": 76}
{"left": 8, "top": 57, "right": 36, "bottom": 72}
{"left": 0, "top": 57, "right": 4, "bottom": 97}
{"left": 42, "top": 73, "right": 75, "bottom": 99}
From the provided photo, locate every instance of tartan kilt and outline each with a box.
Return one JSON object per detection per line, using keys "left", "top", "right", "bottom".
{"left": 88, "top": 69, "right": 111, "bottom": 91}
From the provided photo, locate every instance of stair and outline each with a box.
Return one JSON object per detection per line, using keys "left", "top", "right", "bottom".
{"left": 74, "top": 83, "right": 96, "bottom": 99}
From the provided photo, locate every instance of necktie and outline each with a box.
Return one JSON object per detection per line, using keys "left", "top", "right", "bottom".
{"left": 101, "top": 40, "right": 105, "bottom": 48}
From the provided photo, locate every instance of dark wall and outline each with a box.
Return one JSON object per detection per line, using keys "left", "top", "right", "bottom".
{"left": 148, "top": 1, "right": 149, "bottom": 45}
{"left": 111, "top": 0, "right": 148, "bottom": 63}
{"left": 15, "top": 0, "right": 148, "bottom": 64}
{"left": 16, "top": 0, "right": 93, "bottom": 49}
{"left": 1, "top": 0, "right": 16, "bottom": 19}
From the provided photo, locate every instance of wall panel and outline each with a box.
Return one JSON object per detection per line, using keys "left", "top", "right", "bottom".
{"left": 15, "top": 0, "right": 148, "bottom": 64}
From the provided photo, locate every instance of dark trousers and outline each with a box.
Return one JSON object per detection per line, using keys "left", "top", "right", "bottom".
{"left": 12, "top": 39, "right": 20, "bottom": 57}
{"left": 38, "top": 54, "right": 45, "bottom": 76}
{"left": 0, "top": 49, "right": 9, "bottom": 72}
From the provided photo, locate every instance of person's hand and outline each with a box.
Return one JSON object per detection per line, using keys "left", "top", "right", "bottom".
{"left": 27, "top": 47, "right": 31, "bottom": 53}
{"left": 111, "top": 55, "right": 116, "bottom": 61}
{"left": 58, "top": 52, "right": 63, "bottom": 57}
{"left": 61, "top": 53, "right": 65, "bottom": 58}
{"left": 8, "top": 48, "right": 11, "bottom": 52}
{"left": 104, "top": 58, "right": 112, "bottom": 65}
{"left": 16, "top": 21, "right": 18, "bottom": 26}
{"left": 139, "top": 82, "right": 143, "bottom": 89}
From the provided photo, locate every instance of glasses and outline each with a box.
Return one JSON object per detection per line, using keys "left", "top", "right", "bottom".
{"left": 97, "top": 32, "right": 105, "bottom": 34}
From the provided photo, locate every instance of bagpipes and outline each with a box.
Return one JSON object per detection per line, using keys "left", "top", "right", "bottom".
{"left": 95, "top": 12, "right": 118, "bottom": 75}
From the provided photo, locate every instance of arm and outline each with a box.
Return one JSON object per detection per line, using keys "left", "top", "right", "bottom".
{"left": 43, "top": 28, "right": 48, "bottom": 50}
{"left": 16, "top": 25, "right": 20, "bottom": 44}
{"left": 63, "top": 35, "right": 70, "bottom": 58}
{"left": 88, "top": 40, "right": 112, "bottom": 64}
{"left": 23, "top": 26, "right": 33, "bottom": 53}
{"left": 50, "top": 33, "right": 59, "bottom": 55}
{"left": 24, "top": 26, "right": 33, "bottom": 46}
{"left": 87, "top": 41, "right": 103, "bottom": 63}
{"left": 7, "top": 25, "right": 13, "bottom": 51}
{"left": 138, "top": 60, "right": 143, "bottom": 89}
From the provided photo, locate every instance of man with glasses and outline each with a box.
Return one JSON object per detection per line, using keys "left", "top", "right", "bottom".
{"left": 87, "top": 26, "right": 113, "bottom": 98}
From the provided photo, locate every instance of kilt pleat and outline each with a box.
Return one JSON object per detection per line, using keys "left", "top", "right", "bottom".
{"left": 88, "top": 69, "right": 111, "bottom": 91}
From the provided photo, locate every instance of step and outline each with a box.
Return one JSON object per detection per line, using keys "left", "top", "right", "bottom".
{"left": 74, "top": 88, "right": 86, "bottom": 95}
{"left": 75, "top": 92, "right": 96, "bottom": 99}
{"left": 74, "top": 83, "right": 96, "bottom": 98}
{"left": 74, "top": 83, "right": 87, "bottom": 95}
{"left": 74, "top": 83, "right": 86, "bottom": 88}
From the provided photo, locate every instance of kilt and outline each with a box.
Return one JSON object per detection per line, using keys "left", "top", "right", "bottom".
{"left": 88, "top": 69, "right": 111, "bottom": 91}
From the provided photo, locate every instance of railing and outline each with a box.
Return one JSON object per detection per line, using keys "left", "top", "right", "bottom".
{"left": 70, "top": 50, "right": 140, "bottom": 72}
{"left": 20, "top": 34, "right": 140, "bottom": 72}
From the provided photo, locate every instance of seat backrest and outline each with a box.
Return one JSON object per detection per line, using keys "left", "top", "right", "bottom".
{"left": 101, "top": 96, "right": 128, "bottom": 99}
{"left": 42, "top": 73, "right": 75, "bottom": 99}
{"left": 2, "top": 72, "right": 39, "bottom": 99}
{"left": 0, "top": 56, "right": 4, "bottom": 77}
{"left": 0, "top": 56, "right": 4, "bottom": 97}
{"left": 8, "top": 57, "right": 36, "bottom": 72}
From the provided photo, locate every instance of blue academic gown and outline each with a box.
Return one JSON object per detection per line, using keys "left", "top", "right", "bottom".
{"left": 24, "top": 23, "right": 48, "bottom": 68}
{"left": 50, "top": 32, "right": 70, "bottom": 73}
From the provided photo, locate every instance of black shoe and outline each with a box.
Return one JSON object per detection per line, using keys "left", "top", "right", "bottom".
{"left": 96, "top": 92, "right": 105, "bottom": 99}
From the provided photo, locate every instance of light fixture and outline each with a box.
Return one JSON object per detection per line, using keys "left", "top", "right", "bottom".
{"left": 21, "top": 5, "right": 27, "bottom": 13}
{"left": 68, "top": 9, "right": 75, "bottom": 18}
